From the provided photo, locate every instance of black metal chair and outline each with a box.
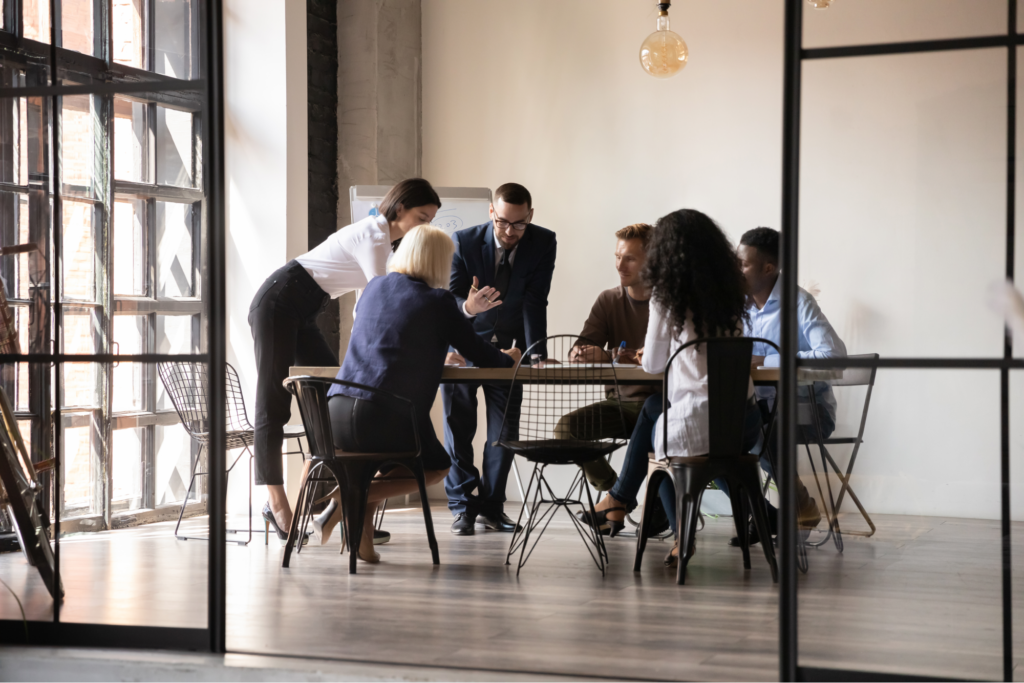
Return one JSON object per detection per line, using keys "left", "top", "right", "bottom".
{"left": 633, "top": 336, "right": 779, "bottom": 585}
{"left": 281, "top": 376, "right": 439, "bottom": 574}
{"left": 498, "top": 335, "right": 629, "bottom": 576}
{"left": 157, "top": 361, "right": 305, "bottom": 545}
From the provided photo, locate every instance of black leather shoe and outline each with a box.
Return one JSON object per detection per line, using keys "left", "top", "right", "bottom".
{"left": 729, "top": 521, "right": 762, "bottom": 547}
{"left": 451, "top": 512, "right": 476, "bottom": 535}
{"left": 477, "top": 511, "right": 522, "bottom": 532}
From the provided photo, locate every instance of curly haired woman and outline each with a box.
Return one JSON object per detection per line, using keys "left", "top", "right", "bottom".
{"left": 579, "top": 208, "right": 762, "bottom": 567}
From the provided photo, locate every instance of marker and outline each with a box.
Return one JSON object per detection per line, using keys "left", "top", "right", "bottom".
{"left": 614, "top": 340, "right": 626, "bottom": 364}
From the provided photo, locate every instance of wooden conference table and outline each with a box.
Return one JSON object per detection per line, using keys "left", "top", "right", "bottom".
{"left": 290, "top": 365, "right": 840, "bottom": 386}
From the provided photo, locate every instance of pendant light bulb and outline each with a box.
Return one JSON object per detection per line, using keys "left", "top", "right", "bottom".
{"left": 807, "top": 0, "right": 835, "bottom": 8}
{"left": 639, "top": 4, "right": 688, "bottom": 79}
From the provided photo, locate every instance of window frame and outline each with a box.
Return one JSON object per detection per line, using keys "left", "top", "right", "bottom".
{"left": 0, "top": 0, "right": 206, "bottom": 532}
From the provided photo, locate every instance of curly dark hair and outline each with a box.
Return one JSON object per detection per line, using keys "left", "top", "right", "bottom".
{"left": 643, "top": 209, "right": 748, "bottom": 340}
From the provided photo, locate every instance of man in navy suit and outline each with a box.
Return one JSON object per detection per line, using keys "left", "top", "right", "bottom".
{"left": 443, "top": 183, "right": 557, "bottom": 535}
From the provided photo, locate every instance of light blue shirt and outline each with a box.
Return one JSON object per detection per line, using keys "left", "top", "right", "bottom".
{"left": 745, "top": 276, "right": 847, "bottom": 425}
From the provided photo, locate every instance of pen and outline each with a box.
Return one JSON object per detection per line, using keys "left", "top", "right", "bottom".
{"left": 613, "top": 340, "right": 626, "bottom": 364}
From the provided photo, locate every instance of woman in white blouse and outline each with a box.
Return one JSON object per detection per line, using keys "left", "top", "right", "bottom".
{"left": 248, "top": 179, "right": 441, "bottom": 538}
{"left": 579, "top": 209, "right": 761, "bottom": 567}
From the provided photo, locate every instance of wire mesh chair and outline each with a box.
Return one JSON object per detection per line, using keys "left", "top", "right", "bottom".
{"left": 281, "top": 376, "right": 439, "bottom": 574}
{"left": 157, "top": 361, "right": 305, "bottom": 545}
{"left": 498, "top": 335, "right": 629, "bottom": 576}
{"left": 633, "top": 336, "right": 779, "bottom": 585}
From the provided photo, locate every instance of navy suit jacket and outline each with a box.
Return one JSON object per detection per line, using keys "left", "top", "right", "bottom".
{"left": 449, "top": 222, "right": 557, "bottom": 359}
{"left": 329, "top": 272, "right": 513, "bottom": 427}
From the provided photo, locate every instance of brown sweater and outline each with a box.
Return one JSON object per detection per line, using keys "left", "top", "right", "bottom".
{"left": 577, "top": 286, "right": 654, "bottom": 402}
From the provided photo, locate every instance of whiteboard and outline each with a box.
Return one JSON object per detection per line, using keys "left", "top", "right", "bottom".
{"left": 349, "top": 186, "right": 492, "bottom": 236}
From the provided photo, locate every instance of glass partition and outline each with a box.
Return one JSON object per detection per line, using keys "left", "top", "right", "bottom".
{"left": 0, "top": 0, "right": 216, "bottom": 647}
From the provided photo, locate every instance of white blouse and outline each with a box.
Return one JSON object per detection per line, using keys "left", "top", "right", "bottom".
{"left": 641, "top": 299, "right": 753, "bottom": 460}
{"left": 294, "top": 214, "right": 393, "bottom": 298}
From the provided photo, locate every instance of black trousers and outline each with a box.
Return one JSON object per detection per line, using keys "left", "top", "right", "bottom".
{"left": 441, "top": 381, "right": 522, "bottom": 516}
{"left": 248, "top": 261, "right": 337, "bottom": 486}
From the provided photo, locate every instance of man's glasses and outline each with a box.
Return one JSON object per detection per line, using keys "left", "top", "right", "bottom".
{"left": 493, "top": 211, "right": 532, "bottom": 232}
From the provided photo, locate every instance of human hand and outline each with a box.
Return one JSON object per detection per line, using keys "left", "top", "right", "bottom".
{"left": 751, "top": 355, "right": 766, "bottom": 368}
{"left": 616, "top": 348, "right": 640, "bottom": 365}
{"left": 502, "top": 347, "right": 522, "bottom": 364}
{"left": 446, "top": 352, "right": 466, "bottom": 367}
{"left": 635, "top": 347, "right": 645, "bottom": 365}
{"left": 569, "top": 344, "right": 601, "bottom": 363}
{"left": 465, "top": 276, "right": 502, "bottom": 315}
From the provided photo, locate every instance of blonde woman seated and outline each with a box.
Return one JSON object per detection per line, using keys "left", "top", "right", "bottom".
{"left": 315, "top": 225, "right": 520, "bottom": 563}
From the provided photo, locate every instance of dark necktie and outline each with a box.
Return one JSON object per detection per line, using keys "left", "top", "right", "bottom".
{"left": 391, "top": 238, "right": 402, "bottom": 253}
{"left": 493, "top": 249, "right": 512, "bottom": 300}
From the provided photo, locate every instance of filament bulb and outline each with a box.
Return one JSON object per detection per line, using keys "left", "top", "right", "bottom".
{"left": 640, "top": 12, "right": 688, "bottom": 79}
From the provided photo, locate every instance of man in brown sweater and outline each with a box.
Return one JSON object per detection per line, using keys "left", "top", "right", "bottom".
{"left": 555, "top": 223, "right": 654, "bottom": 491}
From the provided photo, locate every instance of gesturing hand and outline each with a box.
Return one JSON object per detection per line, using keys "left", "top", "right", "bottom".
{"left": 465, "top": 276, "right": 502, "bottom": 316}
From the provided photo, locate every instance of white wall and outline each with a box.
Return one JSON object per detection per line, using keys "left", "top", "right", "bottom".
{"left": 225, "top": 0, "right": 307, "bottom": 514}
{"left": 422, "top": 0, "right": 1023, "bottom": 520}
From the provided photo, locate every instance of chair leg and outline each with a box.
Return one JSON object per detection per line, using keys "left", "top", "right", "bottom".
{"left": 410, "top": 460, "right": 440, "bottom": 565}
{"left": 174, "top": 443, "right": 204, "bottom": 539}
{"left": 282, "top": 459, "right": 313, "bottom": 568}
{"left": 728, "top": 476, "right": 751, "bottom": 569}
{"left": 505, "top": 463, "right": 539, "bottom": 566}
{"left": 671, "top": 465, "right": 705, "bottom": 586}
{"left": 338, "top": 463, "right": 373, "bottom": 575}
{"left": 295, "top": 462, "right": 323, "bottom": 555}
{"left": 244, "top": 449, "right": 253, "bottom": 546}
{"left": 633, "top": 469, "right": 668, "bottom": 572}
{"left": 740, "top": 465, "right": 778, "bottom": 583}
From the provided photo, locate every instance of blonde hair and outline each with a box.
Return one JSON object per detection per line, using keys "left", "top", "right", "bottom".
{"left": 388, "top": 225, "right": 455, "bottom": 289}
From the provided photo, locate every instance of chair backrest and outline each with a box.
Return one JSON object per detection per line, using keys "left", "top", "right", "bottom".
{"left": 283, "top": 377, "right": 335, "bottom": 458}
{"left": 499, "top": 334, "right": 628, "bottom": 447}
{"left": 828, "top": 353, "right": 879, "bottom": 387}
{"left": 157, "top": 362, "right": 252, "bottom": 438}
{"left": 282, "top": 376, "right": 421, "bottom": 458}
{"left": 664, "top": 336, "right": 779, "bottom": 457}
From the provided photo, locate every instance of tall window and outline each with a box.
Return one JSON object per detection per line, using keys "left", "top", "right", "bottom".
{"left": 0, "top": 0, "right": 205, "bottom": 531}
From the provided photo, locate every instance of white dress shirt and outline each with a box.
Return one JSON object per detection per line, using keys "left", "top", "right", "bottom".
{"left": 294, "top": 214, "right": 393, "bottom": 298}
{"left": 641, "top": 298, "right": 753, "bottom": 460}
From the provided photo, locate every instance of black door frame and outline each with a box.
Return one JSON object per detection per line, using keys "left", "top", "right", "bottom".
{"left": 0, "top": 0, "right": 227, "bottom": 654}
{"left": 779, "top": 1, "right": 1018, "bottom": 680}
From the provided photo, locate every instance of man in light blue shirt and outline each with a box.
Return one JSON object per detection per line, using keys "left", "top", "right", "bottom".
{"left": 740, "top": 228, "right": 847, "bottom": 438}
{"left": 729, "top": 227, "right": 848, "bottom": 545}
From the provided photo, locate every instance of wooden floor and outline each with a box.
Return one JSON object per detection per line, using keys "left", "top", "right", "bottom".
{"left": 0, "top": 507, "right": 1020, "bottom": 681}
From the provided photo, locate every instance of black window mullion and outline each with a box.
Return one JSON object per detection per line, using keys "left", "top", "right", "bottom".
{"left": 52, "top": 0, "right": 62, "bottom": 48}
{"left": 92, "top": 0, "right": 105, "bottom": 62}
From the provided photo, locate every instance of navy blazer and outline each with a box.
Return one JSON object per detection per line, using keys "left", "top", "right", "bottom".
{"left": 449, "top": 221, "right": 557, "bottom": 358}
{"left": 329, "top": 272, "right": 514, "bottom": 427}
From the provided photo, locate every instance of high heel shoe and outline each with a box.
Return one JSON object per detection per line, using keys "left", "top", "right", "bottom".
{"left": 311, "top": 498, "right": 342, "bottom": 546}
{"left": 262, "top": 502, "right": 309, "bottom": 545}
{"left": 577, "top": 506, "right": 626, "bottom": 537}
{"left": 664, "top": 541, "right": 695, "bottom": 568}
{"left": 358, "top": 547, "right": 381, "bottom": 563}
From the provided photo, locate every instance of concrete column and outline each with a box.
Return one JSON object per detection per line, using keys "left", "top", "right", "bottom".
{"left": 336, "top": 0, "right": 423, "bottom": 363}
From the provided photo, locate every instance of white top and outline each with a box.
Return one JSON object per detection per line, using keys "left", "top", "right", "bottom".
{"left": 294, "top": 214, "right": 393, "bottom": 298}
{"left": 641, "top": 299, "right": 753, "bottom": 460}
